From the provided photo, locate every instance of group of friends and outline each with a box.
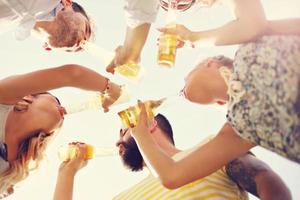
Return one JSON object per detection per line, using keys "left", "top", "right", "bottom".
{"left": 0, "top": 0, "right": 300, "bottom": 199}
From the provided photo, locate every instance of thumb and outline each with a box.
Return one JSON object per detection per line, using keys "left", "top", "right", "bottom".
{"left": 157, "top": 27, "right": 168, "bottom": 33}
{"left": 106, "top": 59, "right": 116, "bottom": 74}
{"left": 137, "top": 100, "right": 148, "bottom": 126}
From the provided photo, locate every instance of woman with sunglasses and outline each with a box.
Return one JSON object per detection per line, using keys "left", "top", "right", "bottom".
{"left": 0, "top": 64, "right": 122, "bottom": 198}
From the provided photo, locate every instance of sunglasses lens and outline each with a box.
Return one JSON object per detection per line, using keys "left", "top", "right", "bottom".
{"left": 0, "top": 142, "right": 8, "bottom": 161}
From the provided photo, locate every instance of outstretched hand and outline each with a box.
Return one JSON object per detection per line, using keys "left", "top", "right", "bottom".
{"left": 101, "top": 82, "right": 122, "bottom": 113}
{"left": 106, "top": 46, "right": 140, "bottom": 74}
{"left": 58, "top": 143, "right": 88, "bottom": 175}
{"left": 106, "top": 46, "right": 125, "bottom": 74}
{"left": 131, "top": 100, "right": 151, "bottom": 137}
{"left": 157, "top": 24, "right": 195, "bottom": 48}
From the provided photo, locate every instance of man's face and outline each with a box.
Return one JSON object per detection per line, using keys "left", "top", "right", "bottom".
{"left": 115, "top": 128, "right": 144, "bottom": 172}
{"left": 47, "top": 6, "right": 91, "bottom": 52}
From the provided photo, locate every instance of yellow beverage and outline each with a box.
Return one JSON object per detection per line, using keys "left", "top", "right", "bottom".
{"left": 157, "top": 33, "right": 178, "bottom": 68}
{"left": 118, "top": 99, "right": 164, "bottom": 128}
{"left": 58, "top": 144, "right": 117, "bottom": 161}
{"left": 58, "top": 144, "right": 94, "bottom": 161}
{"left": 85, "top": 144, "right": 94, "bottom": 159}
{"left": 114, "top": 62, "right": 141, "bottom": 79}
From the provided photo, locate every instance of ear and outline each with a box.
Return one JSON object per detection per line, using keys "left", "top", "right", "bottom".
{"left": 149, "top": 120, "right": 158, "bottom": 134}
{"left": 61, "top": 0, "right": 72, "bottom": 8}
{"left": 207, "top": 59, "right": 222, "bottom": 69}
{"left": 206, "top": 58, "right": 216, "bottom": 68}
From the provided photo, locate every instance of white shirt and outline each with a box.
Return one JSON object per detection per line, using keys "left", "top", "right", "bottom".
{"left": 0, "top": 0, "right": 61, "bottom": 40}
{"left": 124, "top": 0, "right": 160, "bottom": 28}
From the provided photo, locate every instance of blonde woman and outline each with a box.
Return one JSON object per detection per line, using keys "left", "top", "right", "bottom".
{"left": 0, "top": 64, "right": 122, "bottom": 198}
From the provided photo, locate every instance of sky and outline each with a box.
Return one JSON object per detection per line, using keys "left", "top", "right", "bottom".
{"left": 1, "top": 0, "right": 300, "bottom": 199}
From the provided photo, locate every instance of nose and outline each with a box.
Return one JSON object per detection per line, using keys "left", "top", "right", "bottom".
{"left": 115, "top": 139, "right": 122, "bottom": 147}
{"left": 58, "top": 106, "right": 66, "bottom": 118}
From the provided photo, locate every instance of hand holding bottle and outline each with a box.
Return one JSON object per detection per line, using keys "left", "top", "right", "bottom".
{"left": 58, "top": 143, "right": 88, "bottom": 176}
{"left": 106, "top": 45, "right": 141, "bottom": 75}
{"left": 101, "top": 81, "right": 123, "bottom": 112}
{"left": 158, "top": 24, "right": 192, "bottom": 42}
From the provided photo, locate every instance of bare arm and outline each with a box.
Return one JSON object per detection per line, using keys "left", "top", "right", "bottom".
{"left": 0, "top": 65, "right": 118, "bottom": 104}
{"left": 266, "top": 18, "right": 300, "bottom": 35}
{"left": 132, "top": 101, "right": 255, "bottom": 189}
{"left": 159, "top": 0, "right": 267, "bottom": 46}
{"left": 226, "top": 153, "right": 292, "bottom": 200}
{"left": 54, "top": 170, "right": 76, "bottom": 200}
{"left": 106, "top": 24, "right": 151, "bottom": 73}
{"left": 53, "top": 144, "right": 88, "bottom": 200}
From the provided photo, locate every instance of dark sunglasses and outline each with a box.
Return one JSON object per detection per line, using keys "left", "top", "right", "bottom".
{"left": 0, "top": 142, "right": 8, "bottom": 161}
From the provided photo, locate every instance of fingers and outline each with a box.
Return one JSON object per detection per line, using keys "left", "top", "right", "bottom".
{"left": 75, "top": 144, "right": 87, "bottom": 160}
{"left": 106, "top": 59, "right": 116, "bottom": 74}
{"left": 157, "top": 27, "right": 174, "bottom": 34}
{"left": 137, "top": 100, "right": 148, "bottom": 126}
{"left": 106, "top": 45, "right": 123, "bottom": 74}
{"left": 177, "top": 40, "right": 185, "bottom": 48}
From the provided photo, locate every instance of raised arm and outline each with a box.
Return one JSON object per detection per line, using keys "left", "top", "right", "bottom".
{"left": 132, "top": 101, "right": 255, "bottom": 189}
{"left": 159, "top": 0, "right": 267, "bottom": 46}
{"left": 266, "top": 18, "right": 300, "bottom": 35}
{"left": 53, "top": 144, "right": 88, "bottom": 200}
{"left": 0, "top": 65, "right": 120, "bottom": 106}
{"left": 226, "top": 153, "right": 292, "bottom": 200}
{"left": 106, "top": 0, "right": 158, "bottom": 73}
{"left": 106, "top": 24, "right": 151, "bottom": 73}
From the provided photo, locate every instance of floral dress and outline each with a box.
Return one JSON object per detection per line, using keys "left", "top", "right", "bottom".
{"left": 226, "top": 35, "right": 300, "bottom": 164}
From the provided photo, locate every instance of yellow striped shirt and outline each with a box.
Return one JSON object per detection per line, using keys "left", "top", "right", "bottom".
{"left": 114, "top": 148, "right": 248, "bottom": 200}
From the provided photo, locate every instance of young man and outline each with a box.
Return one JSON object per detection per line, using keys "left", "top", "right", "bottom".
{"left": 114, "top": 113, "right": 291, "bottom": 199}
{"left": 0, "top": 0, "right": 91, "bottom": 52}
{"left": 54, "top": 114, "right": 291, "bottom": 200}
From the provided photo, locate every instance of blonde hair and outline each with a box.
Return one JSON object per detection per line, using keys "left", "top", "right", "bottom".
{"left": 0, "top": 131, "right": 54, "bottom": 195}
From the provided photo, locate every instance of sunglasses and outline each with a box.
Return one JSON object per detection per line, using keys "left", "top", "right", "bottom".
{"left": 0, "top": 142, "right": 8, "bottom": 161}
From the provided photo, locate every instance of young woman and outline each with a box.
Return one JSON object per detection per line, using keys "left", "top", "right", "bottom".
{"left": 0, "top": 64, "right": 122, "bottom": 197}
{"left": 131, "top": 33, "right": 300, "bottom": 191}
{"left": 107, "top": 0, "right": 300, "bottom": 72}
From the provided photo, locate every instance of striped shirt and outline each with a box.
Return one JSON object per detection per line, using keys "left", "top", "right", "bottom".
{"left": 114, "top": 148, "right": 248, "bottom": 200}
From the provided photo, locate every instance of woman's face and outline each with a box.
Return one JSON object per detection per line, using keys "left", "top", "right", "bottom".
{"left": 16, "top": 94, "right": 65, "bottom": 134}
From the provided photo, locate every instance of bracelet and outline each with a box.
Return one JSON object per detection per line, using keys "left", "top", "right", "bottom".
{"left": 101, "top": 78, "right": 111, "bottom": 95}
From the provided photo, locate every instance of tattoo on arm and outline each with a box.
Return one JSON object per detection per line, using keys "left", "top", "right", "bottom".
{"left": 225, "top": 154, "right": 260, "bottom": 197}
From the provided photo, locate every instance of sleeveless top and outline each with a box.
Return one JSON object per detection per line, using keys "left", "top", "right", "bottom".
{"left": 0, "top": 104, "right": 13, "bottom": 174}
{"left": 226, "top": 35, "right": 300, "bottom": 164}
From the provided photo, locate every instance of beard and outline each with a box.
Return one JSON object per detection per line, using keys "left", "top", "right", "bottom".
{"left": 120, "top": 137, "right": 144, "bottom": 172}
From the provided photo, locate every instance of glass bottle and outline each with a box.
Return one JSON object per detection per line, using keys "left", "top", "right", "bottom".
{"left": 58, "top": 144, "right": 118, "bottom": 161}
{"left": 157, "top": 0, "right": 179, "bottom": 68}
{"left": 118, "top": 99, "right": 165, "bottom": 128}
{"left": 65, "top": 85, "right": 130, "bottom": 114}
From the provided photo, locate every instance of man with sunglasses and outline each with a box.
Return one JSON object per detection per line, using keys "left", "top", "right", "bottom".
{"left": 53, "top": 113, "right": 291, "bottom": 200}
{"left": 0, "top": 0, "right": 92, "bottom": 52}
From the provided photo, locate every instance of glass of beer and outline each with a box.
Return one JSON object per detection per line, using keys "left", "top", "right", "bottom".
{"left": 157, "top": 33, "right": 178, "bottom": 68}
{"left": 118, "top": 99, "right": 165, "bottom": 128}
